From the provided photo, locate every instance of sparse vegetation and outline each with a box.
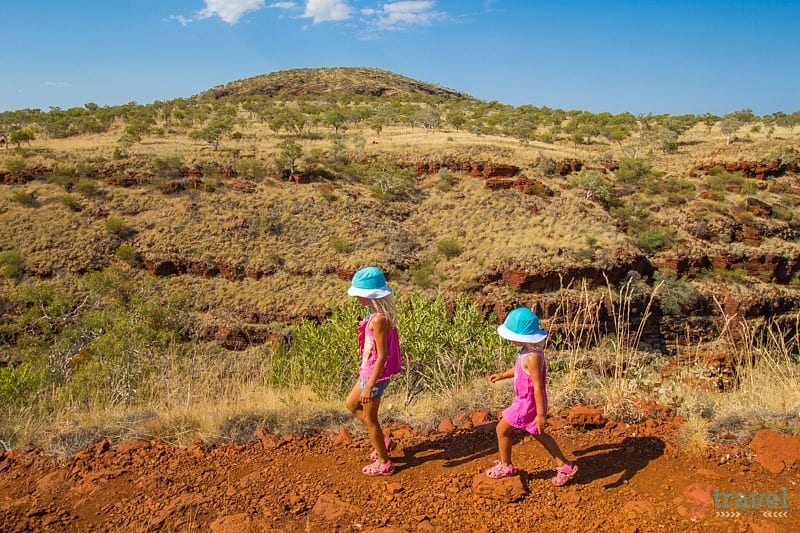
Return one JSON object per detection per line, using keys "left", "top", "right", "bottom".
{"left": 1, "top": 67, "right": 799, "bottom": 457}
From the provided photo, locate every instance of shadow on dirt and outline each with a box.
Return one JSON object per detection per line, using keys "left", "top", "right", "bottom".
{"left": 568, "top": 435, "right": 666, "bottom": 488}
{"left": 395, "top": 424, "right": 502, "bottom": 470}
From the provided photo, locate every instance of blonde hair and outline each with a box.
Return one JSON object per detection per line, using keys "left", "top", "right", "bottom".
{"left": 370, "top": 293, "right": 397, "bottom": 328}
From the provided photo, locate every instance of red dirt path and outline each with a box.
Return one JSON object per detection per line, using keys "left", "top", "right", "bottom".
{"left": 1, "top": 414, "right": 798, "bottom": 532}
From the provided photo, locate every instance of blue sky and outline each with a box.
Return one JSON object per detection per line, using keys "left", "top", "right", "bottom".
{"left": 1, "top": 1, "right": 798, "bottom": 115}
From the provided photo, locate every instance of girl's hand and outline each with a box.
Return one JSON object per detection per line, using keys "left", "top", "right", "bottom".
{"left": 535, "top": 414, "right": 547, "bottom": 434}
{"left": 489, "top": 373, "right": 501, "bottom": 383}
{"left": 360, "top": 388, "right": 372, "bottom": 404}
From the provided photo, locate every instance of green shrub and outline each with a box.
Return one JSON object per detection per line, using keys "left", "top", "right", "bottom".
{"left": 268, "top": 297, "right": 504, "bottom": 399}
{"left": 0, "top": 362, "right": 44, "bottom": 407}
{"left": 236, "top": 158, "right": 267, "bottom": 181}
{"left": 0, "top": 251, "right": 24, "bottom": 280}
{"left": 115, "top": 243, "right": 138, "bottom": 265}
{"left": 329, "top": 237, "right": 352, "bottom": 253}
{"left": 635, "top": 228, "right": 669, "bottom": 253}
{"left": 437, "top": 238, "right": 462, "bottom": 258}
{"left": 575, "top": 172, "right": 618, "bottom": 208}
{"left": 60, "top": 194, "right": 82, "bottom": 212}
{"left": 4, "top": 157, "right": 28, "bottom": 173}
{"left": 654, "top": 269, "right": 701, "bottom": 316}
{"left": 411, "top": 260, "right": 436, "bottom": 288}
{"left": 616, "top": 158, "right": 655, "bottom": 184}
{"left": 105, "top": 216, "right": 129, "bottom": 236}
{"left": 74, "top": 179, "right": 98, "bottom": 197}
{"left": 152, "top": 155, "right": 184, "bottom": 178}
{"left": 10, "top": 191, "right": 37, "bottom": 207}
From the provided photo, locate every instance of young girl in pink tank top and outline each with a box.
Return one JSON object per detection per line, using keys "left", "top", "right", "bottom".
{"left": 486, "top": 307, "right": 578, "bottom": 486}
{"left": 344, "top": 267, "right": 402, "bottom": 476}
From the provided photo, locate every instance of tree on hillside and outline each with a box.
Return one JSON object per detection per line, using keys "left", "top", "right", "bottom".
{"left": 700, "top": 113, "right": 720, "bottom": 132}
{"left": 9, "top": 129, "right": 35, "bottom": 148}
{"left": 322, "top": 108, "right": 349, "bottom": 134}
{"left": 447, "top": 111, "right": 467, "bottom": 131}
{"left": 188, "top": 117, "right": 234, "bottom": 150}
{"left": 274, "top": 139, "right": 303, "bottom": 178}
{"left": 412, "top": 108, "right": 441, "bottom": 131}
{"left": 719, "top": 119, "right": 742, "bottom": 145}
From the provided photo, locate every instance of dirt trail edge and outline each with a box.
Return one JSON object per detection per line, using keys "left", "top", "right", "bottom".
{"left": 1, "top": 413, "right": 798, "bottom": 532}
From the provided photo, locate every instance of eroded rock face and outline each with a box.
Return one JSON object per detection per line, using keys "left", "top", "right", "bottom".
{"left": 692, "top": 156, "right": 800, "bottom": 179}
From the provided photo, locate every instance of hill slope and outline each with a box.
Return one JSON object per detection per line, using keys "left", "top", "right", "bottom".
{"left": 199, "top": 66, "right": 474, "bottom": 100}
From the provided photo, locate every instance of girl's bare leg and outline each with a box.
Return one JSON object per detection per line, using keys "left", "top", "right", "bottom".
{"left": 362, "top": 397, "right": 388, "bottom": 462}
{"left": 345, "top": 382, "right": 366, "bottom": 425}
{"left": 533, "top": 433, "right": 570, "bottom": 467}
{"left": 496, "top": 419, "right": 514, "bottom": 465}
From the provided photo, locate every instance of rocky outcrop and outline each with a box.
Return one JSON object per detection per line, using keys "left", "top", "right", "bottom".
{"left": 415, "top": 160, "right": 520, "bottom": 178}
{"left": 692, "top": 156, "right": 800, "bottom": 179}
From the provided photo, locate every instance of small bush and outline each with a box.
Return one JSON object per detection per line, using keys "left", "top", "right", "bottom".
{"left": 575, "top": 172, "right": 618, "bottom": 209}
{"left": 0, "top": 251, "right": 24, "bottom": 280}
{"left": 60, "top": 194, "right": 82, "bottom": 212}
{"left": 4, "top": 157, "right": 27, "bottom": 173}
{"left": 411, "top": 261, "right": 436, "bottom": 288}
{"left": 654, "top": 269, "right": 701, "bottom": 316}
{"left": 74, "top": 179, "right": 98, "bottom": 197}
{"left": 437, "top": 238, "right": 462, "bottom": 258}
{"left": 115, "top": 244, "right": 138, "bottom": 265}
{"left": 635, "top": 228, "right": 669, "bottom": 253}
{"left": 105, "top": 217, "right": 130, "bottom": 236}
{"left": 318, "top": 186, "right": 338, "bottom": 202}
{"left": 329, "top": 237, "right": 351, "bottom": 254}
{"left": 10, "top": 191, "right": 37, "bottom": 207}
{"left": 152, "top": 155, "right": 184, "bottom": 178}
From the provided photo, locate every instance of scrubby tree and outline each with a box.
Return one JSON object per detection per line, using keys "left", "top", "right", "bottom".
{"left": 275, "top": 139, "right": 303, "bottom": 178}
{"left": 9, "top": 129, "right": 34, "bottom": 147}
{"left": 188, "top": 117, "right": 234, "bottom": 150}
{"left": 719, "top": 119, "right": 742, "bottom": 145}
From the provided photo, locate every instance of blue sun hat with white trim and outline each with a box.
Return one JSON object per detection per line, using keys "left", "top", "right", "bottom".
{"left": 347, "top": 266, "right": 393, "bottom": 299}
{"left": 497, "top": 307, "right": 547, "bottom": 343}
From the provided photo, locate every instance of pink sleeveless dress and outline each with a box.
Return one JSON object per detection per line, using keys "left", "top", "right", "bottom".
{"left": 358, "top": 314, "right": 402, "bottom": 383}
{"left": 501, "top": 347, "right": 547, "bottom": 435}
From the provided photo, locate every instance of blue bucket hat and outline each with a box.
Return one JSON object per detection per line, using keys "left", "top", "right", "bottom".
{"left": 497, "top": 307, "right": 547, "bottom": 343}
{"left": 347, "top": 266, "right": 393, "bottom": 299}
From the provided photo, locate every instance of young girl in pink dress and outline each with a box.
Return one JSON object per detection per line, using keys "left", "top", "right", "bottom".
{"left": 486, "top": 307, "right": 578, "bottom": 486}
{"left": 344, "top": 267, "right": 402, "bottom": 476}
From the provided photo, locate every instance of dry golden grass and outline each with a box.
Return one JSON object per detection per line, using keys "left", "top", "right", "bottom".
{"left": 3, "top": 99, "right": 800, "bottom": 457}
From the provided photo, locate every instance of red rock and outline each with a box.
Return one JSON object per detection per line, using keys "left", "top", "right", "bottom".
{"left": 309, "top": 494, "right": 354, "bottom": 523}
{"left": 115, "top": 438, "right": 151, "bottom": 453}
{"left": 471, "top": 473, "right": 527, "bottom": 502}
{"left": 750, "top": 429, "right": 800, "bottom": 473}
{"left": 333, "top": 428, "right": 352, "bottom": 446}
{"left": 437, "top": 418, "right": 456, "bottom": 433}
{"left": 566, "top": 405, "right": 606, "bottom": 426}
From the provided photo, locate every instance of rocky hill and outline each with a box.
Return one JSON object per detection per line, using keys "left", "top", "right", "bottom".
{"left": 199, "top": 66, "right": 474, "bottom": 100}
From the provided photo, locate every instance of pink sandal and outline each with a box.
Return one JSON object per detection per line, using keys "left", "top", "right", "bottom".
{"left": 369, "top": 436, "right": 396, "bottom": 461}
{"left": 552, "top": 462, "right": 578, "bottom": 486}
{"left": 485, "top": 461, "right": 517, "bottom": 479}
{"left": 362, "top": 459, "right": 395, "bottom": 476}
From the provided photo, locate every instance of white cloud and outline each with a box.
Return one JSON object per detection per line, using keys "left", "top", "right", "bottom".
{"left": 302, "top": 0, "right": 351, "bottom": 23}
{"left": 44, "top": 81, "right": 72, "bottom": 88}
{"left": 198, "top": 0, "right": 266, "bottom": 24}
{"left": 364, "top": 1, "right": 444, "bottom": 30}
{"left": 269, "top": 1, "right": 297, "bottom": 8}
{"left": 168, "top": 14, "right": 192, "bottom": 26}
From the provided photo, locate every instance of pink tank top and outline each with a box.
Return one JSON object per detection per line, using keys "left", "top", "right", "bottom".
{"left": 501, "top": 347, "right": 547, "bottom": 434}
{"left": 358, "top": 314, "right": 402, "bottom": 382}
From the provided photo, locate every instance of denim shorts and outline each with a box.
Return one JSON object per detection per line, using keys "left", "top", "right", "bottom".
{"left": 359, "top": 379, "right": 390, "bottom": 399}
